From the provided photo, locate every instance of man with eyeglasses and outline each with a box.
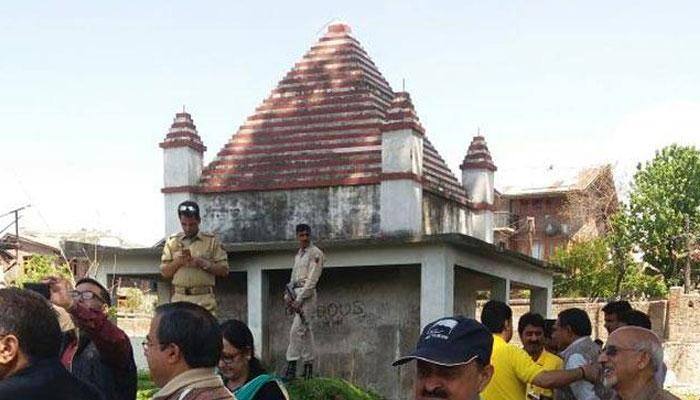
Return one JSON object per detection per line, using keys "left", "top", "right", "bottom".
{"left": 283, "top": 224, "right": 324, "bottom": 381}
{"left": 49, "top": 277, "right": 137, "bottom": 400}
{"left": 596, "top": 326, "right": 679, "bottom": 400}
{"left": 161, "top": 201, "right": 229, "bottom": 314}
{"left": 144, "top": 302, "right": 233, "bottom": 400}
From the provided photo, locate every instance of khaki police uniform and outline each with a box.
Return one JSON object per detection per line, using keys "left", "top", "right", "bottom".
{"left": 286, "top": 243, "right": 324, "bottom": 362}
{"left": 161, "top": 231, "right": 228, "bottom": 314}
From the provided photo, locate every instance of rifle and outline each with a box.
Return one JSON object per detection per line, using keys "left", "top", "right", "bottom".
{"left": 285, "top": 282, "right": 308, "bottom": 326}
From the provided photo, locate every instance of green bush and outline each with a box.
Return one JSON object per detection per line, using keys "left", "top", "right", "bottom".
{"left": 136, "top": 373, "right": 384, "bottom": 400}
{"left": 287, "top": 378, "right": 384, "bottom": 400}
{"left": 15, "top": 255, "right": 73, "bottom": 287}
{"left": 137, "top": 371, "right": 158, "bottom": 400}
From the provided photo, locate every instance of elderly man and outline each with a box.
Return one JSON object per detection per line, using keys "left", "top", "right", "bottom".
{"left": 392, "top": 316, "right": 494, "bottom": 400}
{"left": 0, "top": 288, "right": 101, "bottom": 400}
{"left": 598, "top": 326, "right": 679, "bottom": 400}
{"left": 144, "top": 302, "right": 234, "bottom": 400}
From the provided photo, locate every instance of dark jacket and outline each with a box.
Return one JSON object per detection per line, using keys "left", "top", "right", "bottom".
{"left": 62, "top": 304, "right": 137, "bottom": 400}
{"left": 0, "top": 357, "right": 103, "bottom": 400}
{"left": 70, "top": 336, "right": 137, "bottom": 400}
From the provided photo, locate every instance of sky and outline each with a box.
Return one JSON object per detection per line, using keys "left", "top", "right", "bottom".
{"left": 1, "top": 1, "right": 699, "bottom": 246}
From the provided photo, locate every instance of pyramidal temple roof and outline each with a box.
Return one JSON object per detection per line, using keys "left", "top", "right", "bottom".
{"left": 197, "top": 22, "right": 467, "bottom": 203}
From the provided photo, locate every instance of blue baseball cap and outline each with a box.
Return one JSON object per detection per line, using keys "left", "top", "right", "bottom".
{"left": 393, "top": 316, "right": 493, "bottom": 367}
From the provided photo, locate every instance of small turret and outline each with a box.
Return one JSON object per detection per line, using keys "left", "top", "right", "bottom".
{"left": 460, "top": 135, "right": 497, "bottom": 243}
{"left": 160, "top": 111, "right": 206, "bottom": 237}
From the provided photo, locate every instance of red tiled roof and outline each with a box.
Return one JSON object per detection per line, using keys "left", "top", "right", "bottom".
{"left": 424, "top": 138, "right": 468, "bottom": 204}
{"left": 159, "top": 112, "right": 207, "bottom": 153}
{"left": 460, "top": 135, "right": 496, "bottom": 172}
{"left": 195, "top": 22, "right": 467, "bottom": 204}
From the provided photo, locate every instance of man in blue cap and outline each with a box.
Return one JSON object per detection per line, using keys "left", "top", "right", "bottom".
{"left": 393, "top": 316, "right": 495, "bottom": 400}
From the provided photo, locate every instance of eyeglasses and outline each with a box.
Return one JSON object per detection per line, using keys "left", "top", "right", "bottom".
{"left": 601, "top": 345, "right": 637, "bottom": 357}
{"left": 220, "top": 350, "right": 244, "bottom": 365}
{"left": 142, "top": 336, "right": 165, "bottom": 352}
{"left": 179, "top": 205, "right": 198, "bottom": 212}
{"left": 70, "top": 290, "right": 106, "bottom": 304}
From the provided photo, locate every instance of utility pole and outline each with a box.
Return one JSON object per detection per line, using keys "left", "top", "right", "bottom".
{"left": 685, "top": 215, "right": 692, "bottom": 294}
{"left": 13, "top": 209, "right": 19, "bottom": 265}
{"left": 0, "top": 205, "right": 30, "bottom": 275}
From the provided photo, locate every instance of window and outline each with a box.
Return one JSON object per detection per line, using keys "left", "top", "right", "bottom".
{"left": 531, "top": 241, "right": 543, "bottom": 259}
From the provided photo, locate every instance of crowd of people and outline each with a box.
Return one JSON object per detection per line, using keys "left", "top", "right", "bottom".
{"left": 393, "top": 300, "right": 680, "bottom": 400}
{"left": 0, "top": 282, "right": 682, "bottom": 400}
{"left": 0, "top": 285, "right": 291, "bottom": 400}
{"left": 0, "top": 200, "right": 685, "bottom": 399}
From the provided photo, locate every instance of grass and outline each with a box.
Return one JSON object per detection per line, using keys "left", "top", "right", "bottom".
{"left": 137, "top": 371, "right": 158, "bottom": 400}
{"left": 136, "top": 372, "right": 383, "bottom": 400}
{"left": 287, "top": 377, "right": 384, "bottom": 400}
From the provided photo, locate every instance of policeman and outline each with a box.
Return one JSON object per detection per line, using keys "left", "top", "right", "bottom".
{"left": 160, "top": 201, "right": 229, "bottom": 314}
{"left": 284, "top": 224, "right": 324, "bottom": 381}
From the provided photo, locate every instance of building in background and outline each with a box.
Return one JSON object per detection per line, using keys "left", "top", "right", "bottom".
{"left": 494, "top": 165, "right": 618, "bottom": 260}
{"left": 0, "top": 233, "right": 62, "bottom": 284}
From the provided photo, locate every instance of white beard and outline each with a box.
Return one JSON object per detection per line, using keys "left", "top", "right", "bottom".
{"left": 602, "top": 374, "right": 618, "bottom": 389}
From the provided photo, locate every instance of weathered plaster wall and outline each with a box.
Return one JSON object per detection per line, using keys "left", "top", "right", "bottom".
{"left": 454, "top": 267, "right": 492, "bottom": 319}
{"left": 216, "top": 272, "right": 248, "bottom": 322}
{"left": 381, "top": 180, "right": 422, "bottom": 235}
{"left": 422, "top": 192, "right": 470, "bottom": 236}
{"left": 461, "top": 168, "right": 494, "bottom": 205}
{"left": 198, "top": 185, "right": 380, "bottom": 242}
{"left": 264, "top": 266, "right": 421, "bottom": 400}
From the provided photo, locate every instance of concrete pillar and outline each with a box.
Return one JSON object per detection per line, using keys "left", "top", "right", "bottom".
{"left": 491, "top": 277, "right": 510, "bottom": 303}
{"left": 420, "top": 249, "right": 454, "bottom": 329}
{"left": 247, "top": 265, "right": 269, "bottom": 358}
{"left": 157, "top": 280, "right": 172, "bottom": 305}
{"left": 380, "top": 126, "right": 424, "bottom": 236}
{"left": 531, "top": 286, "right": 552, "bottom": 318}
{"left": 464, "top": 290, "right": 478, "bottom": 319}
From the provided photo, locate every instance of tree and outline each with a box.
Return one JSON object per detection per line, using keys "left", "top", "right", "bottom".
{"left": 552, "top": 237, "right": 667, "bottom": 300}
{"left": 552, "top": 237, "right": 617, "bottom": 299}
{"left": 14, "top": 254, "right": 73, "bottom": 287}
{"left": 625, "top": 145, "right": 700, "bottom": 288}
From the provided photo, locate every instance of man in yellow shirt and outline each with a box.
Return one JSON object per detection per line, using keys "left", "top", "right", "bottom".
{"left": 518, "top": 312, "right": 564, "bottom": 400}
{"left": 480, "top": 300, "right": 593, "bottom": 400}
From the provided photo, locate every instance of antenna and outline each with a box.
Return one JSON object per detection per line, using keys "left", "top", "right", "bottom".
{"left": 402, "top": 78, "right": 406, "bottom": 92}
{"left": 182, "top": 105, "right": 186, "bottom": 113}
